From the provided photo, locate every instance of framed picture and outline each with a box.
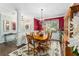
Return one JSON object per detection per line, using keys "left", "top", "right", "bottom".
{"left": 3, "top": 20, "right": 10, "bottom": 32}
{"left": 12, "top": 22, "right": 16, "bottom": 30}
{"left": 25, "top": 24, "right": 30, "bottom": 31}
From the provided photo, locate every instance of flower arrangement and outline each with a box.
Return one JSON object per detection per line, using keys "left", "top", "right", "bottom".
{"left": 68, "top": 37, "right": 79, "bottom": 55}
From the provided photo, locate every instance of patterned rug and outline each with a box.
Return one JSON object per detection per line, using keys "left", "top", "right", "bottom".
{"left": 9, "top": 41, "right": 61, "bottom": 56}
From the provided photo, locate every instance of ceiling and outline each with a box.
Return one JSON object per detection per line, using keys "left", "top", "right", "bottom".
{"left": 0, "top": 3, "right": 71, "bottom": 18}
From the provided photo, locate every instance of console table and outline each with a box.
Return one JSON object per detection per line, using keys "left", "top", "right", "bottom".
{"left": 4, "top": 33, "right": 17, "bottom": 44}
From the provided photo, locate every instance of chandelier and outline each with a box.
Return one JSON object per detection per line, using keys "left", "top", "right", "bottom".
{"left": 40, "top": 8, "right": 44, "bottom": 24}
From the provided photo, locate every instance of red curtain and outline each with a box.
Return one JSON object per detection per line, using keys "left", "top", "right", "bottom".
{"left": 34, "top": 18, "right": 39, "bottom": 30}
{"left": 34, "top": 18, "right": 43, "bottom": 30}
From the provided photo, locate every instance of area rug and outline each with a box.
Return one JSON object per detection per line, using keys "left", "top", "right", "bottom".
{"left": 9, "top": 41, "right": 61, "bottom": 56}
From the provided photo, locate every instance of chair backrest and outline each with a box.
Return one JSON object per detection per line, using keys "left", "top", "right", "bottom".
{"left": 46, "top": 32, "right": 50, "bottom": 41}
{"left": 26, "top": 34, "right": 33, "bottom": 44}
{"left": 48, "top": 31, "right": 52, "bottom": 40}
{"left": 51, "top": 31, "right": 60, "bottom": 40}
{"left": 50, "top": 31, "right": 53, "bottom": 39}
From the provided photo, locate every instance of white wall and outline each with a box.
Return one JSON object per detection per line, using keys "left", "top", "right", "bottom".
{"left": 0, "top": 8, "right": 17, "bottom": 43}
{"left": 0, "top": 7, "right": 34, "bottom": 46}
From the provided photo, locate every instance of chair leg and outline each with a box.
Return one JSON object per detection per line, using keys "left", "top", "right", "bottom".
{"left": 28, "top": 43, "right": 29, "bottom": 55}
{"left": 34, "top": 41, "right": 36, "bottom": 56}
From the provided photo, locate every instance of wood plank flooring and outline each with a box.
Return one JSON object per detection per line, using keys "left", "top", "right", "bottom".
{"left": 0, "top": 41, "right": 17, "bottom": 56}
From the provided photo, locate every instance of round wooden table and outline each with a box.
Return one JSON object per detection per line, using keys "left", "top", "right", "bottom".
{"left": 33, "top": 34, "right": 48, "bottom": 41}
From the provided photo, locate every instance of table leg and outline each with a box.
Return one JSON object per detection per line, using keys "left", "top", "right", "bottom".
{"left": 4, "top": 35, "right": 7, "bottom": 46}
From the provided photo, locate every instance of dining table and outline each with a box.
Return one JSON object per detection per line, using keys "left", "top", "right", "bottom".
{"left": 33, "top": 33, "right": 48, "bottom": 41}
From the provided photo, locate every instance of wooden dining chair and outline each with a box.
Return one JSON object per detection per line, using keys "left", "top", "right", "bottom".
{"left": 42, "top": 31, "right": 53, "bottom": 53}
{"left": 47, "top": 32, "right": 52, "bottom": 46}
{"left": 26, "top": 34, "right": 37, "bottom": 55}
{"left": 36, "top": 32, "right": 51, "bottom": 55}
{"left": 49, "top": 31, "right": 53, "bottom": 43}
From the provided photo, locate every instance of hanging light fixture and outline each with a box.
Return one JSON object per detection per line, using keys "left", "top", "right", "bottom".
{"left": 41, "top": 8, "right": 43, "bottom": 19}
{"left": 40, "top": 8, "right": 44, "bottom": 24}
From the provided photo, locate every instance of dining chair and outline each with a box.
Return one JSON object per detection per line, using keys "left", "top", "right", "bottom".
{"left": 26, "top": 34, "right": 37, "bottom": 55}
{"left": 51, "top": 31, "right": 60, "bottom": 41}
{"left": 45, "top": 31, "right": 53, "bottom": 46}
{"left": 44, "top": 31, "right": 53, "bottom": 50}
{"left": 37, "top": 32, "right": 51, "bottom": 55}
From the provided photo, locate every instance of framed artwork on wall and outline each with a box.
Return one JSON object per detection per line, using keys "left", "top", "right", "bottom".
{"left": 25, "top": 24, "right": 30, "bottom": 31}
{"left": 3, "top": 20, "right": 10, "bottom": 32}
{"left": 12, "top": 22, "right": 16, "bottom": 30}
{"left": 6, "top": 20, "right": 10, "bottom": 32}
{"left": 19, "top": 20, "right": 31, "bottom": 32}
{"left": 1, "top": 9, "right": 17, "bottom": 33}
{"left": 25, "top": 24, "right": 29, "bottom": 30}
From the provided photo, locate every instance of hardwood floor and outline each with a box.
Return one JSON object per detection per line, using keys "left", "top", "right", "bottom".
{"left": 65, "top": 42, "right": 74, "bottom": 56}
{"left": 64, "top": 34, "right": 74, "bottom": 56}
{"left": 0, "top": 41, "right": 17, "bottom": 56}
{"left": 0, "top": 40, "right": 26, "bottom": 56}
{"left": 65, "top": 46, "right": 74, "bottom": 56}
